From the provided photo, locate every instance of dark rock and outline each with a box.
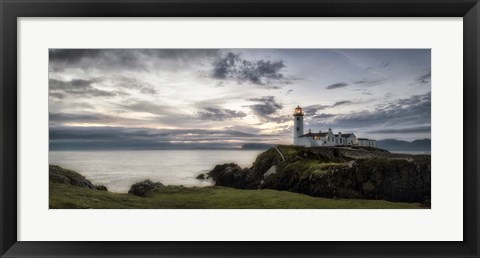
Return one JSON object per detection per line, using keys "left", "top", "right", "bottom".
{"left": 208, "top": 146, "right": 431, "bottom": 203}
{"left": 207, "top": 163, "right": 241, "bottom": 181}
{"left": 128, "top": 179, "right": 164, "bottom": 197}
{"left": 95, "top": 185, "right": 108, "bottom": 191}
{"left": 207, "top": 163, "right": 263, "bottom": 189}
{"left": 49, "top": 165, "right": 96, "bottom": 189}
{"left": 196, "top": 174, "right": 205, "bottom": 180}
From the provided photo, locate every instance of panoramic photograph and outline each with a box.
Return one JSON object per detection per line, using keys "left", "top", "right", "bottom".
{"left": 49, "top": 49, "right": 431, "bottom": 209}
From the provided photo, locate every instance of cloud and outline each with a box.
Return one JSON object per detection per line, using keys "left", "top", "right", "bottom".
{"left": 211, "top": 52, "right": 289, "bottom": 87}
{"left": 49, "top": 49, "right": 103, "bottom": 64}
{"left": 248, "top": 96, "right": 283, "bottom": 116}
{"left": 415, "top": 73, "right": 431, "bottom": 84}
{"left": 324, "top": 92, "right": 431, "bottom": 130}
{"left": 49, "top": 112, "right": 109, "bottom": 123}
{"left": 48, "top": 112, "right": 151, "bottom": 127}
{"left": 49, "top": 49, "right": 219, "bottom": 72}
{"left": 105, "top": 76, "right": 157, "bottom": 94}
{"left": 332, "top": 101, "right": 352, "bottom": 107}
{"left": 197, "top": 107, "right": 247, "bottom": 121}
{"left": 247, "top": 96, "right": 289, "bottom": 123}
{"left": 117, "top": 101, "right": 173, "bottom": 116}
{"left": 49, "top": 126, "right": 277, "bottom": 150}
{"left": 326, "top": 82, "right": 349, "bottom": 89}
{"left": 381, "top": 60, "right": 390, "bottom": 68}
{"left": 302, "top": 101, "right": 352, "bottom": 117}
{"left": 49, "top": 78, "right": 127, "bottom": 98}
{"left": 303, "top": 104, "right": 329, "bottom": 114}
{"left": 312, "top": 113, "right": 336, "bottom": 119}
{"left": 286, "top": 89, "right": 293, "bottom": 95}
{"left": 353, "top": 78, "right": 386, "bottom": 86}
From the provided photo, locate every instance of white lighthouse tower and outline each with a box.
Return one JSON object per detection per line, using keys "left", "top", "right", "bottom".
{"left": 293, "top": 105, "right": 304, "bottom": 145}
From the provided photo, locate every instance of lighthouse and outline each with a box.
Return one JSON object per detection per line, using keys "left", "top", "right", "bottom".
{"left": 293, "top": 105, "right": 304, "bottom": 145}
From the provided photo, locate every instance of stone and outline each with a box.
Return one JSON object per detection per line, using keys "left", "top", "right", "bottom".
{"left": 95, "top": 185, "right": 108, "bottom": 191}
{"left": 128, "top": 179, "right": 164, "bottom": 197}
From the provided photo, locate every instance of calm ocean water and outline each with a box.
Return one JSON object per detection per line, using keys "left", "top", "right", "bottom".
{"left": 390, "top": 150, "right": 431, "bottom": 155}
{"left": 49, "top": 150, "right": 263, "bottom": 193}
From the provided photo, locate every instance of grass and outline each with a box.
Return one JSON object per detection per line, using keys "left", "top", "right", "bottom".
{"left": 50, "top": 182, "right": 424, "bottom": 209}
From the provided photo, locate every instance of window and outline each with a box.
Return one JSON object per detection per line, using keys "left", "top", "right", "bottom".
{"left": 296, "top": 117, "right": 299, "bottom": 121}
{"left": 296, "top": 127, "right": 299, "bottom": 131}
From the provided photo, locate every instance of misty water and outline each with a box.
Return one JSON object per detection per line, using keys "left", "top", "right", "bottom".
{"left": 49, "top": 150, "right": 263, "bottom": 193}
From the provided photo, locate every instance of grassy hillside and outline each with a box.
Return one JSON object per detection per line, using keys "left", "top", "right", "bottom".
{"left": 50, "top": 182, "right": 423, "bottom": 209}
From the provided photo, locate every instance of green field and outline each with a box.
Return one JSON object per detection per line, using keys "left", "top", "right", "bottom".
{"left": 50, "top": 182, "right": 423, "bottom": 209}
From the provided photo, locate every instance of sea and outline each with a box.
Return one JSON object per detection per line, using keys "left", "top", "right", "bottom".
{"left": 390, "top": 150, "right": 431, "bottom": 155}
{"left": 49, "top": 150, "right": 263, "bottom": 193}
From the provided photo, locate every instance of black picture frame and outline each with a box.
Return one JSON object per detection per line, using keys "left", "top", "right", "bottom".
{"left": 1, "top": 0, "right": 479, "bottom": 257}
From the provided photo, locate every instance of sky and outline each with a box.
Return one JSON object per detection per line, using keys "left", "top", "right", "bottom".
{"left": 49, "top": 49, "right": 431, "bottom": 150}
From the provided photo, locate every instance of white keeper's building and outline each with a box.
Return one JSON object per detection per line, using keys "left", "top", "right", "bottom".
{"left": 292, "top": 105, "right": 376, "bottom": 148}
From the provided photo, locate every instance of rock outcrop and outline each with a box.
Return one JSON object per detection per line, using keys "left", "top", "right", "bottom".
{"left": 128, "top": 179, "right": 164, "bottom": 197}
{"left": 49, "top": 165, "right": 108, "bottom": 191}
{"left": 207, "top": 146, "right": 431, "bottom": 204}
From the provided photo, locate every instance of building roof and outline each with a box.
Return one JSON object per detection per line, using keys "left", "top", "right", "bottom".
{"left": 335, "top": 133, "right": 354, "bottom": 138}
{"left": 299, "top": 132, "right": 328, "bottom": 138}
{"left": 357, "top": 138, "right": 375, "bottom": 141}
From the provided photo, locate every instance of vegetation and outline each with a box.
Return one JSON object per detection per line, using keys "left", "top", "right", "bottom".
{"left": 209, "top": 145, "right": 431, "bottom": 204}
{"left": 50, "top": 182, "right": 423, "bottom": 209}
{"left": 49, "top": 165, "right": 423, "bottom": 209}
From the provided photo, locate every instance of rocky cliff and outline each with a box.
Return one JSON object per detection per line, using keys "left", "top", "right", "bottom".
{"left": 205, "top": 146, "right": 431, "bottom": 204}
{"left": 49, "top": 165, "right": 108, "bottom": 191}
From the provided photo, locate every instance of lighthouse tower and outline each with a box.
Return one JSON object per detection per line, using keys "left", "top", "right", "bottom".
{"left": 293, "top": 105, "right": 304, "bottom": 145}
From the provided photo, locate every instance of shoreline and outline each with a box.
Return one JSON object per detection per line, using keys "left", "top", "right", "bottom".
{"left": 49, "top": 164, "right": 425, "bottom": 209}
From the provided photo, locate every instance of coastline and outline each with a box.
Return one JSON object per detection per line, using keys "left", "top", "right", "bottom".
{"left": 49, "top": 164, "right": 424, "bottom": 209}
{"left": 49, "top": 145, "right": 430, "bottom": 209}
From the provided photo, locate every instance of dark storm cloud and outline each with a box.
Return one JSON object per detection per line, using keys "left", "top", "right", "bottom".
{"left": 48, "top": 111, "right": 162, "bottom": 127}
{"left": 197, "top": 107, "right": 247, "bottom": 121}
{"left": 415, "top": 73, "right": 431, "bottom": 84}
{"left": 381, "top": 60, "right": 390, "bottom": 68}
{"left": 212, "top": 52, "right": 289, "bottom": 87}
{"left": 369, "top": 126, "right": 431, "bottom": 134}
{"left": 353, "top": 78, "right": 386, "bottom": 86}
{"left": 49, "top": 112, "right": 107, "bottom": 123}
{"left": 49, "top": 49, "right": 219, "bottom": 72}
{"left": 48, "top": 112, "right": 147, "bottom": 127}
{"left": 49, "top": 126, "right": 278, "bottom": 150}
{"left": 326, "top": 82, "right": 348, "bottom": 89}
{"left": 213, "top": 52, "right": 239, "bottom": 79}
{"left": 49, "top": 49, "right": 102, "bottom": 64}
{"left": 323, "top": 92, "right": 431, "bottom": 130}
{"left": 303, "top": 104, "right": 329, "bottom": 114}
{"left": 332, "top": 101, "right": 352, "bottom": 107}
{"left": 248, "top": 96, "right": 283, "bottom": 116}
{"left": 49, "top": 92, "right": 66, "bottom": 99}
{"left": 312, "top": 113, "right": 336, "bottom": 119}
{"left": 303, "top": 101, "right": 352, "bottom": 117}
{"left": 247, "top": 96, "right": 289, "bottom": 123}
{"left": 49, "top": 78, "right": 127, "bottom": 98}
